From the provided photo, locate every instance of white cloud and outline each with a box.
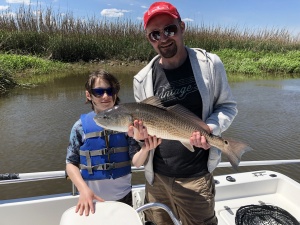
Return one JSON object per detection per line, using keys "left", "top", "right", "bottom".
{"left": 6, "top": 0, "right": 31, "bottom": 5}
{"left": 100, "top": 8, "right": 130, "bottom": 18}
{"left": 0, "top": 5, "right": 9, "bottom": 10}
{"left": 182, "top": 18, "right": 194, "bottom": 22}
{"left": 141, "top": 5, "right": 147, "bottom": 9}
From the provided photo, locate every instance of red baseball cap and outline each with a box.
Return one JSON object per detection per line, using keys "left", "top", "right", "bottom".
{"left": 143, "top": 2, "right": 181, "bottom": 29}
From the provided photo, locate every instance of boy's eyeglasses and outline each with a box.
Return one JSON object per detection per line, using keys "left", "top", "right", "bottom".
{"left": 148, "top": 24, "right": 178, "bottom": 42}
{"left": 91, "top": 87, "right": 114, "bottom": 97}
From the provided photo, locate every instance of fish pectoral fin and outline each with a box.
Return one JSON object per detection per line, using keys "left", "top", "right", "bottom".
{"left": 181, "top": 141, "right": 195, "bottom": 152}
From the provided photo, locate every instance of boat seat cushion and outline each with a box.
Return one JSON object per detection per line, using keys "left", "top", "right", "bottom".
{"left": 60, "top": 201, "right": 143, "bottom": 225}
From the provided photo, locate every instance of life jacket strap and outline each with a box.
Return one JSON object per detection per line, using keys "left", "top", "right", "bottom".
{"left": 79, "top": 147, "right": 129, "bottom": 174}
{"left": 79, "top": 146, "right": 128, "bottom": 157}
{"left": 84, "top": 130, "right": 121, "bottom": 139}
{"left": 80, "top": 161, "right": 131, "bottom": 173}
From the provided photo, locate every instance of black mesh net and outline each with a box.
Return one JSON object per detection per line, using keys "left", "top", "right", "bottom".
{"left": 235, "top": 205, "right": 299, "bottom": 225}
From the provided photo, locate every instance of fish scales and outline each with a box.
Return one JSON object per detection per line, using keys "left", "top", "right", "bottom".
{"left": 124, "top": 103, "right": 199, "bottom": 141}
{"left": 97, "top": 101, "right": 194, "bottom": 142}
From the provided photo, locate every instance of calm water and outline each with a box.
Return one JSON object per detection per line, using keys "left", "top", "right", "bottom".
{"left": 1, "top": 68, "right": 300, "bottom": 200}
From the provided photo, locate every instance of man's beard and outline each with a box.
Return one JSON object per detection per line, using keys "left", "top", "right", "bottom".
{"left": 158, "top": 42, "right": 177, "bottom": 58}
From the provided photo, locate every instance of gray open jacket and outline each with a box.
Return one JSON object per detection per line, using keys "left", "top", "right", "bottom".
{"left": 133, "top": 47, "right": 238, "bottom": 185}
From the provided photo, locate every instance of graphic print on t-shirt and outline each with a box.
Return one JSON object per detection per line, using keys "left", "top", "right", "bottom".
{"left": 152, "top": 56, "right": 202, "bottom": 118}
{"left": 156, "top": 76, "right": 199, "bottom": 104}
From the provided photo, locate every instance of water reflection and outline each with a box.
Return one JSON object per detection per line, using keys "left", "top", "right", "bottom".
{"left": 256, "top": 79, "right": 300, "bottom": 92}
{"left": 0, "top": 70, "right": 300, "bottom": 200}
{"left": 282, "top": 85, "right": 300, "bottom": 92}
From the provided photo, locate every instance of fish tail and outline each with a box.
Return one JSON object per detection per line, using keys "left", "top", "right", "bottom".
{"left": 223, "top": 139, "right": 253, "bottom": 170}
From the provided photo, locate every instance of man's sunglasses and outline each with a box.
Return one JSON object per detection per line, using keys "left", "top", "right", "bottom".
{"left": 91, "top": 87, "right": 114, "bottom": 97}
{"left": 148, "top": 24, "right": 178, "bottom": 42}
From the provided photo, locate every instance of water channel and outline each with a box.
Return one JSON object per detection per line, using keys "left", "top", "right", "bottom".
{"left": 1, "top": 66, "right": 300, "bottom": 200}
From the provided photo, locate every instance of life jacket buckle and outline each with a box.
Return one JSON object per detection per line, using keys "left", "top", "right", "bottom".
{"left": 106, "top": 162, "right": 115, "bottom": 170}
{"left": 107, "top": 147, "right": 116, "bottom": 154}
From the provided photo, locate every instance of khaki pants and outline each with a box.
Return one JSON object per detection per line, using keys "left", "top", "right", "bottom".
{"left": 144, "top": 173, "right": 218, "bottom": 225}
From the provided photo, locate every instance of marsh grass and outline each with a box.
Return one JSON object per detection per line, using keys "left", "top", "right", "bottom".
{"left": 0, "top": 54, "right": 65, "bottom": 73}
{"left": 0, "top": 68, "right": 16, "bottom": 95}
{"left": 0, "top": 4, "right": 300, "bottom": 94}
{"left": 1, "top": 5, "right": 299, "bottom": 61}
{"left": 0, "top": 53, "right": 69, "bottom": 89}
{"left": 185, "top": 23, "right": 300, "bottom": 54}
{"left": 0, "top": 5, "right": 149, "bottom": 62}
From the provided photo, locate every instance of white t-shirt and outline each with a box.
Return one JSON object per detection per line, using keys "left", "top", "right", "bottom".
{"left": 86, "top": 174, "right": 131, "bottom": 200}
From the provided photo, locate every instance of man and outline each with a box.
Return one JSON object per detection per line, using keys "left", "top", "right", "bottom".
{"left": 129, "top": 2, "right": 237, "bottom": 225}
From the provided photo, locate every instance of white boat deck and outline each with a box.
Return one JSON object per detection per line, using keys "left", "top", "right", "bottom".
{"left": 214, "top": 170, "right": 300, "bottom": 224}
{"left": 0, "top": 170, "right": 299, "bottom": 225}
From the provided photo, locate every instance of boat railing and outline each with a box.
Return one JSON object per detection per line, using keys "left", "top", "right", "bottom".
{"left": 136, "top": 202, "right": 182, "bottom": 225}
{"left": 0, "top": 166, "right": 146, "bottom": 196}
{"left": 0, "top": 166, "right": 145, "bottom": 185}
{"left": 1, "top": 159, "right": 300, "bottom": 191}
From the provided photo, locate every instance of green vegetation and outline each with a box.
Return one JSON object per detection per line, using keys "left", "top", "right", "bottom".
{"left": 0, "top": 5, "right": 300, "bottom": 95}
{"left": 0, "top": 53, "right": 70, "bottom": 95}
{"left": 0, "top": 54, "right": 66, "bottom": 73}
{"left": 215, "top": 49, "right": 300, "bottom": 79}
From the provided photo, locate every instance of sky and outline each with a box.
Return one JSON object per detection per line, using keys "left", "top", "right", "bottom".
{"left": 0, "top": 0, "right": 300, "bottom": 37}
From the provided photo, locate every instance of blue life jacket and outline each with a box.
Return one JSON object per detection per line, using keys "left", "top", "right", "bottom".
{"left": 79, "top": 111, "right": 131, "bottom": 180}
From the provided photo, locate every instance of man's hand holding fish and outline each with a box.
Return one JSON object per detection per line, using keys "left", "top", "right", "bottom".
{"left": 190, "top": 130, "right": 211, "bottom": 150}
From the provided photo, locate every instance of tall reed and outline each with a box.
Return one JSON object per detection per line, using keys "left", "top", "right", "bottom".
{"left": 0, "top": 5, "right": 299, "bottom": 62}
{"left": 184, "top": 23, "right": 300, "bottom": 52}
